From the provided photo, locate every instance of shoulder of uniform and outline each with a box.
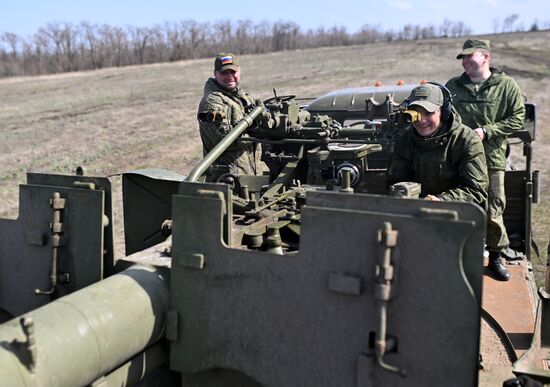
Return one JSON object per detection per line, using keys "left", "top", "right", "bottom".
{"left": 446, "top": 75, "right": 468, "bottom": 90}
{"left": 460, "top": 125, "right": 483, "bottom": 146}
{"left": 203, "top": 90, "right": 226, "bottom": 104}
{"left": 446, "top": 76, "right": 460, "bottom": 85}
{"left": 237, "top": 88, "right": 253, "bottom": 100}
{"left": 490, "top": 73, "right": 522, "bottom": 92}
{"left": 199, "top": 96, "right": 229, "bottom": 117}
{"left": 502, "top": 73, "right": 521, "bottom": 87}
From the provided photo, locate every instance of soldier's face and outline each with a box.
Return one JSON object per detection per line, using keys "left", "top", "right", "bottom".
{"left": 462, "top": 50, "right": 488, "bottom": 77}
{"left": 215, "top": 68, "right": 241, "bottom": 90}
{"left": 410, "top": 106, "right": 442, "bottom": 137}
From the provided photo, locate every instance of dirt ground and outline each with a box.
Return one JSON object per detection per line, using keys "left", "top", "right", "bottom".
{"left": 479, "top": 319, "right": 517, "bottom": 386}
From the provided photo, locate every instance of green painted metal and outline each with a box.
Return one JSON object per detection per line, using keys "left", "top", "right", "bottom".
{"left": 170, "top": 183, "right": 485, "bottom": 386}
{"left": 0, "top": 177, "right": 106, "bottom": 321}
{"left": 122, "top": 169, "right": 184, "bottom": 255}
{"left": 0, "top": 265, "right": 168, "bottom": 387}
{"left": 306, "top": 84, "right": 416, "bottom": 123}
{"left": 91, "top": 342, "right": 171, "bottom": 386}
{"left": 186, "top": 105, "right": 264, "bottom": 183}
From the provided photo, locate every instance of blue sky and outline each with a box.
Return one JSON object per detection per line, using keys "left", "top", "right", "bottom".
{"left": 2, "top": 0, "right": 548, "bottom": 37}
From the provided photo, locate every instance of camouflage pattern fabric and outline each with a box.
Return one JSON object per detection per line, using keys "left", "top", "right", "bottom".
{"left": 447, "top": 67, "right": 524, "bottom": 253}
{"left": 386, "top": 108, "right": 488, "bottom": 207}
{"left": 445, "top": 67, "right": 525, "bottom": 171}
{"left": 197, "top": 78, "right": 264, "bottom": 176}
{"left": 486, "top": 170, "right": 509, "bottom": 251}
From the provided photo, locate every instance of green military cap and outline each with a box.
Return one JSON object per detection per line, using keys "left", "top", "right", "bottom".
{"left": 407, "top": 83, "right": 444, "bottom": 113}
{"left": 456, "top": 39, "right": 491, "bottom": 59}
{"left": 214, "top": 52, "right": 240, "bottom": 72}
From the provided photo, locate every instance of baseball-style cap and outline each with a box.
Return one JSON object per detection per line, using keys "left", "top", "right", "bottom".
{"left": 456, "top": 39, "right": 491, "bottom": 59}
{"left": 407, "top": 84, "right": 444, "bottom": 113}
{"left": 214, "top": 53, "right": 239, "bottom": 72}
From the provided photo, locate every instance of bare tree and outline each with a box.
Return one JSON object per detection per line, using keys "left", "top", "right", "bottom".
{"left": 272, "top": 21, "right": 300, "bottom": 51}
{"left": 355, "top": 24, "right": 382, "bottom": 44}
{"left": 250, "top": 22, "right": 271, "bottom": 54}
{"left": 0, "top": 17, "right": 480, "bottom": 78}
{"left": 163, "top": 22, "right": 185, "bottom": 61}
{"left": 399, "top": 24, "right": 413, "bottom": 40}
{"left": 129, "top": 26, "right": 151, "bottom": 64}
{"left": 34, "top": 22, "right": 80, "bottom": 72}
{"left": 503, "top": 14, "right": 519, "bottom": 33}
{"left": 60, "top": 23, "right": 80, "bottom": 71}
{"left": 1, "top": 32, "right": 19, "bottom": 59}
{"left": 439, "top": 19, "right": 451, "bottom": 38}
{"left": 36, "top": 24, "right": 64, "bottom": 72}
{"left": 82, "top": 22, "right": 105, "bottom": 69}
{"left": 104, "top": 26, "right": 128, "bottom": 67}
{"left": 235, "top": 20, "right": 253, "bottom": 53}
{"left": 213, "top": 20, "right": 233, "bottom": 50}
{"left": 148, "top": 26, "right": 167, "bottom": 63}
{"left": 182, "top": 20, "right": 207, "bottom": 59}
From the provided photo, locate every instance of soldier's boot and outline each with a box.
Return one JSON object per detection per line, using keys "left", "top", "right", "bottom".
{"left": 488, "top": 251, "right": 511, "bottom": 281}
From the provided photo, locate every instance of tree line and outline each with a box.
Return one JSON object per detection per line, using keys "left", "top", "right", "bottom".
{"left": 0, "top": 16, "right": 546, "bottom": 78}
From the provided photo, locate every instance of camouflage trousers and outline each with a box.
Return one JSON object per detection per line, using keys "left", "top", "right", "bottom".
{"left": 486, "top": 170, "right": 509, "bottom": 252}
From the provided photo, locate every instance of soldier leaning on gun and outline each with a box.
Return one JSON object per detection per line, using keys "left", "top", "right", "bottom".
{"left": 446, "top": 39, "right": 525, "bottom": 281}
{"left": 386, "top": 83, "right": 488, "bottom": 207}
{"left": 197, "top": 52, "right": 264, "bottom": 176}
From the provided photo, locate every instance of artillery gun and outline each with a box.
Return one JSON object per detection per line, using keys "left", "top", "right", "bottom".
{"left": 0, "top": 84, "right": 545, "bottom": 386}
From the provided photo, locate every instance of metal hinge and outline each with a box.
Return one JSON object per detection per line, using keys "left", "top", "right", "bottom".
{"left": 35, "top": 192, "right": 68, "bottom": 296}
{"left": 373, "top": 222, "right": 406, "bottom": 377}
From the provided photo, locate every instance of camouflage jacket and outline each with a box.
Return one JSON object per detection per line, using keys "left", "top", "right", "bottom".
{"left": 386, "top": 109, "right": 488, "bottom": 206}
{"left": 197, "top": 78, "right": 263, "bottom": 176}
{"left": 445, "top": 68, "right": 525, "bottom": 170}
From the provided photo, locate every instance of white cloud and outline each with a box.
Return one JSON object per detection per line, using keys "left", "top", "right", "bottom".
{"left": 387, "top": 0, "right": 413, "bottom": 11}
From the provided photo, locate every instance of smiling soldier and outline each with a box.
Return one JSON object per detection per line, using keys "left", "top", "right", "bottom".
{"left": 386, "top": 82, "right": 488, "bottom": 206}
{"left": 446, "top": 39, "right": 525, "bottom": 281}
{"left": 197, "top": 52, "right": 264, "bottom": 177}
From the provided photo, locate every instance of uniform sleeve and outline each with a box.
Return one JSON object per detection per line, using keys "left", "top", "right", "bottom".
{"left": 484, "top": 78, "right": 525, "bottom": 140}
{"left": 198, "top": 93, "right": 249, "bottom": 152}
{"left": 438, "top": 135, "right": 488, "bottom": 206}
{"left": 444, "top": 78, "right": 456, "bottom": 91}
{"left": 385, "top": 136, "right": 413, "bottom": 191}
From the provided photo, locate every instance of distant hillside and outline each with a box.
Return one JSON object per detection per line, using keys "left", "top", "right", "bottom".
{"left": 1, "top": 30, "right": 549, "bottom": 260}
{"left": 0, "top": 19, "right": 478, "bottom": 77}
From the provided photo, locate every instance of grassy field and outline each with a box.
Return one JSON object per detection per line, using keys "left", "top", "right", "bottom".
{"left": 1, "top": 31, "right": 549, "bottom": 273}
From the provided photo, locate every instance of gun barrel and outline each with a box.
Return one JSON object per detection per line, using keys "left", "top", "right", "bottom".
{"left": 186, "top": 105, "right": 264, "bottom": 182}
{"left": 0, "top": 265, "right": 169, "bottom": 387}
{"left": 338, "top": 128, "right": 377, "bottom": 137}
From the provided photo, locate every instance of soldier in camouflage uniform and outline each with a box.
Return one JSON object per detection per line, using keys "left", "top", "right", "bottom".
{"left": 197, "top": 53, "right": 264, "bottom": 177}
{"left": 386, "top": 83, "right": 488, "bottom": 207}
{"left": 446, "top": 39, "right": 525, "bottom": 281}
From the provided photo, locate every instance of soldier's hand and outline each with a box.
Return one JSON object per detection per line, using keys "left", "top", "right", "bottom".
{"left": 473, "top": 127, "right": 485, "bottom": 141}
{"left": 425, "top": 195, "right": 441, "bottom": 201}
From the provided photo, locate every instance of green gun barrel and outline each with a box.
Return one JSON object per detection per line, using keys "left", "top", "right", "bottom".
{"left": 186, "top": 105, "right": 264, "bottom": 182}
{"left": 0, "top": 265, "right": 169, "bottom": 387}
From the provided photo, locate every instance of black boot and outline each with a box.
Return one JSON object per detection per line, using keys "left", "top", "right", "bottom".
{"left": 488, "top": 251, "right": 511, "bottom": 281}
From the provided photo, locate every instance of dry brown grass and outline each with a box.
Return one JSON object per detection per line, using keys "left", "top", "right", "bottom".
{"left": 1, "top": 31, "right": 549, "bottom": 266}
